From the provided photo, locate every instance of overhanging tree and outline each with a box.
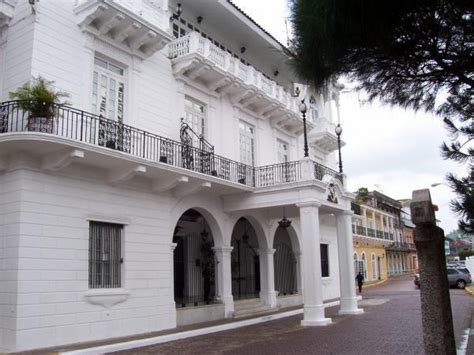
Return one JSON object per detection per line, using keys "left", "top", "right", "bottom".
{"left": 290, "top": 0, "right": 473, "bottom": 233}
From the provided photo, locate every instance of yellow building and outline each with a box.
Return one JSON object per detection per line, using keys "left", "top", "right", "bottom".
{"left": 352, "top": 190, "right": 415, "bottom": 283}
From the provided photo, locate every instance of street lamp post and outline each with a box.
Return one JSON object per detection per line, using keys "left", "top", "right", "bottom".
{"left": 299, "top": 99, "right": 309, "bottom": 158}
{"left": 335, "top": 124, "right": 343, "bottom": 173}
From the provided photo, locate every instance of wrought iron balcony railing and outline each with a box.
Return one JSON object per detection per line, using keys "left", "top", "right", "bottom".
{"left": 351, "top": 202, "right": 362, "bottom": 216}
{"left": 0, "top": 100, "right": 343, "bottom": 188}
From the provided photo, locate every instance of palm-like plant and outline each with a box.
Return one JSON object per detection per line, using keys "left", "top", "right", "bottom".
{"left": 9, "top": 76, "right": 70, "bottom": 131}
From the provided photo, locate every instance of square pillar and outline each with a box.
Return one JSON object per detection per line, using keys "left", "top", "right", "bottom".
{"left": 169, "top": 243, "right": 178, "bottom": 325}
{"left": 336, "top": 211, "right": 364, "bottom": 315}
{"left": 259, "top": 248, "right": 277, "bottom": 307}
{"left": 213, "top": 246, "right": 234, "bottom": 317}
{"left": 298, "top": 202, "right": 331, "bottom": 326}
{"left": 294, "top": 251, "right": 303, "bottom": 294}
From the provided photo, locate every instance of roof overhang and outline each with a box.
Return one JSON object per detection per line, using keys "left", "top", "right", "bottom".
{"left": 173, "top": 0, "right": 296, "bottom": 87}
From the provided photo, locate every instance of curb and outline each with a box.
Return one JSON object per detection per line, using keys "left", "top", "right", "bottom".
{"left": 363, "top": 279, "right": 388, "bottom": 289}
{"left": 60, "top": 297, "right": 363, "bottom": 355}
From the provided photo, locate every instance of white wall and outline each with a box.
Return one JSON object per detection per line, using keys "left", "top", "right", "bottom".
{"left": 1, "top": 0, "right": 35, "bottom": 100}
{"left": 9, "top": 166, "right": 177, "bottom": 351}
{"left": 0, "top": 169, "right": 22, "bottom": 352}
{"left": 1, "top": 0, "right": 337, "bottom": 169}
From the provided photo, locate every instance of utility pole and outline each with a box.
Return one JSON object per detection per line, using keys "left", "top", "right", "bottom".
{"left": 410, "top": 189, "right": 456, "bottom": 355}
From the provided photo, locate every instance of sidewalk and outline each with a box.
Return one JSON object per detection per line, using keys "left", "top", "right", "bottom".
{"left": 20, "top": 297, "right": 356, "bottom": 355}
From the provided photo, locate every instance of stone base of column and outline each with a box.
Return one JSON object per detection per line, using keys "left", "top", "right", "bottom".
{"left": 222, "top": 295, "right": 234, "bottom": 318}
{"left": 338, "top": 297, "right": 364, "bottom": 315}
{"left": 301, "top": 304, "right": 332, "bottom": 326}
{"left": 260, "top": 290, "right": 278, "bottom": 308}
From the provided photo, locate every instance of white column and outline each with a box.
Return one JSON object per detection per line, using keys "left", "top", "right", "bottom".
{"left": 336, "top": 211, "right": 364, "bottom": 315}
{"left": 259, "top": 248, "right": 277, "bottom": 308}
{"left": 169, "top": 243, "right": 177, "bottom": 325}
{"left": 213, "top": 246, "right": 234, "bottom": 318}
{"left": 298, "top": 202, "right": 331, "bottom": 326}
{"left": 295, "top": 251, "right": 303, "bottom": 294}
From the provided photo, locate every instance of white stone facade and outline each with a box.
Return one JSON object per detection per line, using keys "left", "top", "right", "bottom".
{"left": 0, "top": 0, "right": 361, "bottom": 352}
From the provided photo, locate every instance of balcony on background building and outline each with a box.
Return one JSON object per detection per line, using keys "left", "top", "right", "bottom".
{"left": 386, "top": 242, "right": 413, "bottom": 251}
{"left": 0, "top": 101, "right": 342, "bottom": 196}
{"left": 0, "top": 0, "right": 14, "bottom": 27}
{"left": 351, "top": 202, "right": 361, "bottom": 216}
{"left": 74, "top": 0, "right": 172, "bottom": 58}
{"left": 168, "top": 32, "right": 314, "bottom": 135}
{"left": 308, "top": 117, "right": 345, "bottom": 153}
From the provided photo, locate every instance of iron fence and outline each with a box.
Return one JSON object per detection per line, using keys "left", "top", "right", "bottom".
{"left": 0, "top": 100, "right": 342, "bottom": 189}
{"left": 254, "top": 161, "right": 301, "bottom": 187}
{"left": 314, "top": 161, "right": 343, "bottom": 184}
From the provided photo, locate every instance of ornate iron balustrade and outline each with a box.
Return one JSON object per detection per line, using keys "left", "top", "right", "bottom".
{"left": 254, "top": 161, "right": 301, "bottom": 187}
{"left": 356, "top": 225, "right": 366, "bottom": 236}
{"left": 351, "top": 202, "right": 361, "bottom": 215}
{"left": 376, "top": 230, "right": 384, "bottom": 239}
{"left": 0, "top": 100, "right": 341, "bottom": 189}
{"left": 314, "top": 161, "right": 343, "bottom": 184}
{"left": 386, "top": 242, "right": 412, "bottom": 251}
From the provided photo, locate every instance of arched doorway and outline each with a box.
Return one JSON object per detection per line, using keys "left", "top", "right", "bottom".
{"left": 273, "top": 226, "right": 297, "bottom": 296}
{"left": 231, "top": 218, "right": 260, "bottom": 300}
{"left": 173, "top": 209, "right": 215, "bottom": 307}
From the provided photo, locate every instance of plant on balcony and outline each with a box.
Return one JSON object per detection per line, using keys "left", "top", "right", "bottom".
{"left": 9, "top": 76, "right": 70, "bottom": 133}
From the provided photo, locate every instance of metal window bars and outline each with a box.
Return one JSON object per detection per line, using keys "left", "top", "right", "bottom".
{"left": 89, "top": 222, "right": 122, "bottom": 289}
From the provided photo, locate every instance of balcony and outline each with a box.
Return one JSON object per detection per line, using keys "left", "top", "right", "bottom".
{"left": 386, "top": 242, "right": 415, "bottom": 251}
{"left": 74, "top": 0, "right": 173, "bottom": 58}
{"left": 0, "top": 101, "right": 341, "bottom": 192}
{"left": 168, "top": 32, "right": 313, "bottom": 135}
{"left": 0, "top": 0, "right": 14, "bottom": 27}
{"left": 351, "top": 202, "right": 361, "bottom": 216}
{"left": 308, "top": 117, "right": 345, "bottom": 153}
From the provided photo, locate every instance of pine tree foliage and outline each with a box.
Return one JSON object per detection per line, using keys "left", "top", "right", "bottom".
{"left": 290, "top": 0, "right": 473, "bottom": 233}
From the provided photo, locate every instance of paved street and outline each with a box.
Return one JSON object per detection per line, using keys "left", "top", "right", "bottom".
{"left": 115, "top": 274, "right": 474, "bottom": 355}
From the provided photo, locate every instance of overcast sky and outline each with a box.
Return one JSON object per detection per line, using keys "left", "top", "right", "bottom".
{"left": 232, "top": 0, "right": 464, "bottom": 233}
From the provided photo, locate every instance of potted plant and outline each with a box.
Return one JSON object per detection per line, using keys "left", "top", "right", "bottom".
{"left": 9, "top": 76, "right": 70, "bottom": 133}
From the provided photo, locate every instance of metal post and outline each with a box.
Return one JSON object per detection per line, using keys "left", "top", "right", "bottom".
{"left": 302, "top": 111, "right": 308, "bottom": 157}
{"left": 410, "top": 189, "right": 456, "bottom": 355}
{"left": 335, "top": 124, "right": 343, "bottom": 173}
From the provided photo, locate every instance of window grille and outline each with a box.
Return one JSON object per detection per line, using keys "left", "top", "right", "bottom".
{"left": 320, "top": 243, "right": 329, "bottom": 277}
{"left": 89, "top": 222, "right": 123, "bottom": 288}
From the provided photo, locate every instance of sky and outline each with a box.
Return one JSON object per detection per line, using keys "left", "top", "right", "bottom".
{"left": 232, "top": 0, "right": 464, "bottom": 233}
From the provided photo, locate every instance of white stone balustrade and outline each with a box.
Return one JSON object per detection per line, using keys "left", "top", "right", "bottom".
{"left": 169, "top": 32, "right": 304, "bottom": 117}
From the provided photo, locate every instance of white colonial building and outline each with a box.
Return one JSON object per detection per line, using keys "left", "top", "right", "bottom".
{"left": 0, "top": 0, "right": 362, "bottom": 352}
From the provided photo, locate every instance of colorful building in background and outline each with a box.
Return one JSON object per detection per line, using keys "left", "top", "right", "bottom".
{"left": 352, "top": 191, "right": 418, "bottom": 282}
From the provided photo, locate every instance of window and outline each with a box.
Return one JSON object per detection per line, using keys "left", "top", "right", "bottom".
{"left": 372, "top": 254, "right": 377, "bottom": 280}
{"left": 184, "top": 97, "right": 206, "bottom": 146}
{"left": 361, "top": 252, "right": 367, "bottom": 280}
{"left": 353, "top": 252, "right": 358, "bottom": 276}
{"left": 320, "top": 244, "right": 329, "bottom": 277}
{"left": 239, "top": 121, "right": 255, "bottom": 166}
{"left": 89, "top": 222, "right": 123, "bottom": 289}
{"left": 92, "top": 57, "right": 125, "bottom": 122}
{"left": 277, "top": 139, "right": 289, "bottom": 163}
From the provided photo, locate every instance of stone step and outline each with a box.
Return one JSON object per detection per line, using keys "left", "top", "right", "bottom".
{"left": 233, "top": 298, "right": 274, "bottom": 318}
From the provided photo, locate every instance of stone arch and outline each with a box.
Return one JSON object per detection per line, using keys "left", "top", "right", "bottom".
{"left": 170, "top": 196, "right": 227, "bottom": 248}
{"left": 229, "top": 215, "right": 268, "bottom": 300}
{"left": 228, "top": 213, "right": 269, "bottom": 250}
{"left": 269, "top": 220, "right": 301, "bottom": 254}
{"left": 172, "top": 208, "right": 218, "bottom": 308}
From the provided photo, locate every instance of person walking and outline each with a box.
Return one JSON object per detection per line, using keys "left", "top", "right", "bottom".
{"left": 356, "top": 271, "right": 364, "bottom": 293}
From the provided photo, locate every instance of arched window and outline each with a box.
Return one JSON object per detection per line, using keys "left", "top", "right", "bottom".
{"left": 372, "top": 253, "right": 377, "bottom": 280}
{"left": 353, "top": 252, "right": 358, "bottom": 277}
{"left": 361, "top": 252, "right": 367, "bottom": 280}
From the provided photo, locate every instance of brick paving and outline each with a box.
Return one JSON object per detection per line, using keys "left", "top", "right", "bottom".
{"left": 114, "top": 274, "right": 474, "bottom": 355}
